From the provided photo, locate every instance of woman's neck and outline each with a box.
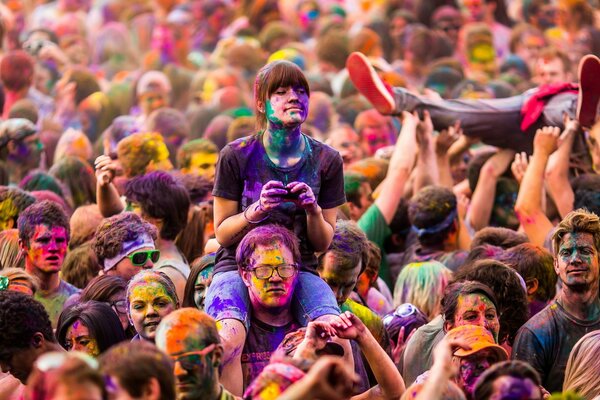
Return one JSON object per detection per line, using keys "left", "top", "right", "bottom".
{"left": 263, "top": 125, "right": 304, "bottom": 155}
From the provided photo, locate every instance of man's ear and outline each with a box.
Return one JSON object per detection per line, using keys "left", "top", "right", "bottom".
{"left": 212, "top": 344, "right": 224, "bottom": 368}
{"left": 141, "top": 377, "right": 161, "bottom": 400}
{"left": 526, "top": 278, "right": 539, "bottom": 296}
{"left": 18, "top": 238, "right": 27, "bottom": 253}
{"left": 240, "top": 268, "right": 252, "bottom": 288}
{"left": 443, "top": 320, "right": 452, "bottom": 333}
{"left": 553, "top": 258, "right": 560, "bottom": 276}
{"left": 30, "top": 332, "right": 45, "bottom": 349}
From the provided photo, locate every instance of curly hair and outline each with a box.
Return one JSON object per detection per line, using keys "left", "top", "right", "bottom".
{"left": 17, "top": 200, "right": 70, "bottom": 246}
{"left": 0, "top": 291, "right": 54, "bottom": 360}
{"left": 56, "top": 301, "right": 127, "bottom": 354}
{"left": 408, "top": 186, "right": 457, "bottom": 247}
{"left": 125, "top": 171, "right": 190, "bottom": 241}
{"left": 317, "top": 220, "right": 369, "bottom": 275}
{"left": 92, "top": 212, "right": 157, "bottom": 267}
{"left": 454, "top": 259, "right": 529, "bottom": 345}
{"left": 0, "top": 186, "right": 36, "bottom": 229}
{"left": 117, "top": 132, "right": 171, "bottom": 178}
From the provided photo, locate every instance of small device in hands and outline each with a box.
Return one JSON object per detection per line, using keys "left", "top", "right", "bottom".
{"left": 282, "top": 188, "right": 300, "bottom": 201}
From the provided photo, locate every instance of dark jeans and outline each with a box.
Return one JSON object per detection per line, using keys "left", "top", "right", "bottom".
{"left": 392, "top": 87, "right": 577, "bottom": 153}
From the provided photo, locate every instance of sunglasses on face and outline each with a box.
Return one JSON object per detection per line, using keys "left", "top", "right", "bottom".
{"left": 127, "top": 250, "right": 160, "bottom": 266}
{"left": 173, "top": 344, "right": 217, "bottom": 370}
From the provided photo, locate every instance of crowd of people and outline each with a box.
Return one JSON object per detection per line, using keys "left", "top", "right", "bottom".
{"left": 1, "top": 0, "right": 600, "bottom": 399}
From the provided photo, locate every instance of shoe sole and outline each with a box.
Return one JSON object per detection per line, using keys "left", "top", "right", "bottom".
{"left": 577, "top": 54, "right": 600, "bottom": 128}
{"left": 346, "top": 52, "right": 395, "bottom": 114}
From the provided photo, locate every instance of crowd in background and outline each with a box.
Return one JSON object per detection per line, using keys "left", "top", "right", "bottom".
{"left": 1, "top": 0, "right": 600, "bottom": 399}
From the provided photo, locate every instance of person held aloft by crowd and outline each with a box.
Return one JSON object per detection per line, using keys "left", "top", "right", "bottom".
{"left": 177, "top": 138, "right": 219, "bottom": 181}
{"left": 182, "top": 253, "right": 215, "bottom": 311}
{"left": 99, "top": 341, "right": 177, "bottom": 400}
{"left": 56, "top": 301, "right": 127, "bottom": 357}
{"left": 125, "top": 171, "right": 191, "bottom": 300}
{"left": 92, "top": 212, "right": 159, "bottom": 282}
{"left": 156, "top": 308, "right": 236, "bottom": 400}
{"left": 126, "top": 270, "right": 179, "bottom": 343}
{"left": 207, "top": 60, "right": 345, "bottom": 395}
{"left": 80, "top": 275, "right": 131, "bottom": 335}
{"left": 512, "top": 209, "right": 600, "bottom": 393}
{"left": 532, "top": 47, "right": 573, "bottom": 86}
{"left": 499, "top": 243, "right": 557, "bottom": 317}
{"left": 345, "top": 51, "right": 599, "bottom": 155}
{"left": 18, "top": 200, "right": 79, "bottom": 328}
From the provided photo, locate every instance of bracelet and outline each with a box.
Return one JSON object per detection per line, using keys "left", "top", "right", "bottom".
{"left": 244, "top": 202, "right": 269, "bottom": 224}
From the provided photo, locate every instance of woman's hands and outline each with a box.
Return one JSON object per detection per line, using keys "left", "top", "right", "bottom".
{"left": 258, "top": 180, "right": 319, "bottom": 214}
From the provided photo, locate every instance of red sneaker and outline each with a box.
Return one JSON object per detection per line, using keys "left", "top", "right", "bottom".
{"left": 577, "top": 54, "right": 600, "bottom": 128}
{"left": 346, "top": 52, "right": 395, "bottom": 115}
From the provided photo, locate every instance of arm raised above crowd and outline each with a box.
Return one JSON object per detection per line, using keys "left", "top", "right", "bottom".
{"left": 374, "top": 111, "right": 418, "bottom": 225}
{"left": 95, "top": 155, "right": 125, "bottom": 217}
{"left": 514, "top": 126, "right": 558, "bottom": 247}
{"left": 545, "top": 115, "right": 578, "bottom": 219}
{"left": 467, "top": 148, "right": 515, "bottom": 232}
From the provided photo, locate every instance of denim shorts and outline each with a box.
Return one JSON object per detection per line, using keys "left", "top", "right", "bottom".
{"left": 205, "top": 270, "right": 340, "bottom": 331}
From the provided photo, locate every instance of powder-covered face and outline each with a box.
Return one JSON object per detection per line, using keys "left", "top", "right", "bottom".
{"left": 318, "top": 252, "right": 362, "bottom": 305}
{"left": 183, "top": 152, "right": 218, "bottom": 181}
{"left": 328, "top": 128, "right": 364, "bottom": 165}
{"left": 555, "top": 232, "right": 600, "bottom": 291}
{"left": 156, "top": 312, "right": 217, "bottom": 400}
{"left": 360, "top": 122, "right": 393, "bottom": 156}
{"left": 453, "top": 294, "right": 500, "bottom": 342}
{"left": 23, "top": 225, "right": 68, "bottom": 273}
{"left": 194, "top": 266, "right": 214, "bottom": 310}
{"left": 489, "top": 375, "right": 542, "bottom": 400}
{"left": 264, "top": 86, "right": 309, "bottom": 130}
{"left": 129, "top": 281, "right": 177, "bottom": 341}
{"left": 242, "top": 244, "right": 298, "bottom": 311}
{"left": 139, "top": 90, "right": 168, "bottom": 116}
{"left": 457, "top": 348, "right": 499, "bottom": 396}
{"left": 65, "top": 320, "right": 100, "bottom": 357}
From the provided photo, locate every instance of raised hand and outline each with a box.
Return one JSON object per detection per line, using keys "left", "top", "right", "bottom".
{"left": 511, "top": 152, "right": 529, "bottom": 184}
{"left": 533, "top": 126, "right": 560, "bottom": 157}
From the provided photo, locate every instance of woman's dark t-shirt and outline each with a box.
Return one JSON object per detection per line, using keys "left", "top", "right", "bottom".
{"left": 212, "top": 133, "right": 345, "bottom": 274}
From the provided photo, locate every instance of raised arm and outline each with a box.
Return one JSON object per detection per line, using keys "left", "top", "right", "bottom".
{"left": 545, "top": 115, "right": 578, "bottom": 218}
{"left": 514, "top": 127, "right": 559, "bottom": 247}
{"left": 467, "top": 148, "right": 515, "bottom": 232}
{"left": 374, "top": 111, "right": 419, "bottom": 224}
{"left": 413, "top": 111, "right": 439, "bottom": 193}
{"left": 94, "top": 155, "right": 125, "bottom": 217}
{"left": 331, "top": 311, "right": 405, "bottom": 400}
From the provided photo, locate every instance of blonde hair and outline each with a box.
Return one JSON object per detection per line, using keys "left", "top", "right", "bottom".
{"left": 393, "top": 261, "right": 452, "bottom": 320}
{"left": 563, "top": 331, "right": 600, "bottom": 398}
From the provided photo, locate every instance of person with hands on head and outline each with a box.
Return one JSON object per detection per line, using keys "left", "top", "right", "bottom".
{"left": 206, "top": 60, "right": 345, "bottom": 395}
